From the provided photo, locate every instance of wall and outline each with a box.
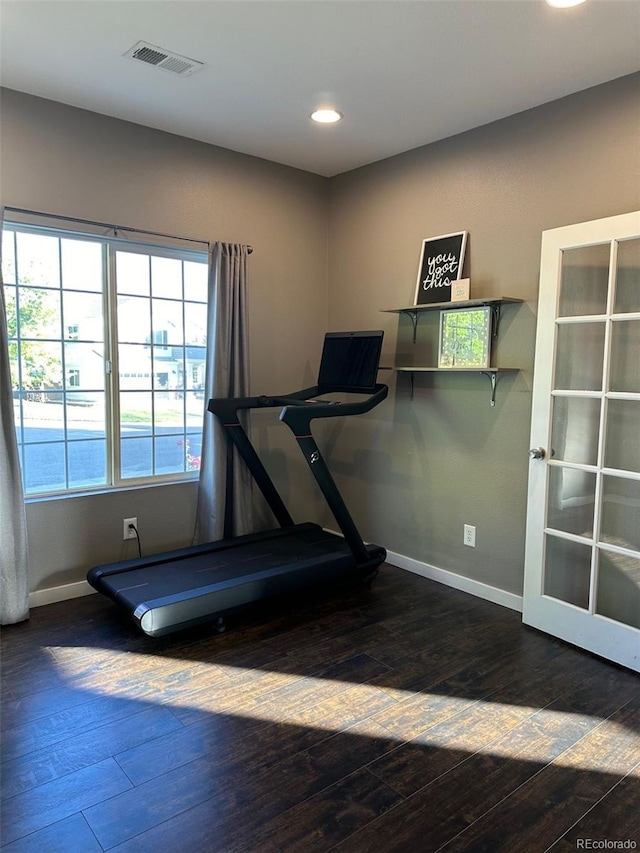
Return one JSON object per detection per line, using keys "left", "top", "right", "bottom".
{"left": 326, "top": 73, "right": 640, "bottom": 596}
{"left": 0, "top": 89, "right": 330, "bottom": 593}
{"left": 2, "top": 74, "right": 639, "bottom": 601}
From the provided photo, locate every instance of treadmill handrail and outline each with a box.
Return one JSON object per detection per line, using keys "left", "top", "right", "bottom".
{"left": 207, "top": 383, "right": 388, "bottom": 427}
{"left": 279, "top": 383, "right": 388, "bottom": 433}
{"left": 207, "top": 388, "right": 312, "bottom": 424}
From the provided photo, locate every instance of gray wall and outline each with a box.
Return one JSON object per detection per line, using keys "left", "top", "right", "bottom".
{"left": 1, "top": 89, "right": 330, "bottom": 591}
{"left": 326, "top": 72, "right": 640, "bottom": 595}
{"left": 1, "top": 74, "right": 638, "bottom": 597}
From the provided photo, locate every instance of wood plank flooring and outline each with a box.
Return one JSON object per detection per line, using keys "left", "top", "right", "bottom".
{"left": 1, "top": 566, "right": 639, "bottom": 852}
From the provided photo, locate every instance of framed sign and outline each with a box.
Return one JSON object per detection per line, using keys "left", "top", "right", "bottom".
{"left": 414, "top": 231, "right": 468, "bottom": 305}
{"left": 438, "top": 306, "right": 491, "bottom": 368}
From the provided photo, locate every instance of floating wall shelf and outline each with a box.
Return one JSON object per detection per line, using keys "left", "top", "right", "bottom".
{"left": 381, "top": 296, "right": 523, "bottom": 405}
{"left": 381, "top": 297, "right": 522, "bottom": 342}
{"left": 393, "top": 366, "right": 519, "bottom": 406}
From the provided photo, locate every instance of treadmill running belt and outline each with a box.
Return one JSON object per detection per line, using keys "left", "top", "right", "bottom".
{"left": 88, "top": 524, "right": 383, "bottom": 637}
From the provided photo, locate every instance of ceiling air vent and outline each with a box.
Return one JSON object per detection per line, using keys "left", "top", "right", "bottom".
{"left": 124, "top": 41, "right": 203, "bottom": 77}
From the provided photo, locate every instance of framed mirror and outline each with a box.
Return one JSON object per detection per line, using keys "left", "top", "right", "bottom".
{"left": 438, "top": 306, "right": 491, "bottom": 368}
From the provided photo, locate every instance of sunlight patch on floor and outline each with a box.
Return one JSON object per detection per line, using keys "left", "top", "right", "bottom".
{"left": 47, "top": 645, "right": 640, "bottom": 776}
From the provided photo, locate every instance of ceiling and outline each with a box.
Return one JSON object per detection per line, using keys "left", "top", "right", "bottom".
{"left": 1, "top": 0, "right": 639, "bottom": 177}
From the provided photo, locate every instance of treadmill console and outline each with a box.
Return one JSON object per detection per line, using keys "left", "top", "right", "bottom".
{"left": 317, "top": 330, "right": 384, "bottom": 394}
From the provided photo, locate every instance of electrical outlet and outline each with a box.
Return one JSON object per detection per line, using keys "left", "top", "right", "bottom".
{"left": 123, "top": 517, "right": 138, "bottom": 540}
{"left": 464, "top": 524, "right": 476, "bottom": 548}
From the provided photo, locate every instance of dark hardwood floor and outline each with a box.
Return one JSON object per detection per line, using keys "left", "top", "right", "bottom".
{"left": 1, "top": 565, "right": 639, "bottom": 852}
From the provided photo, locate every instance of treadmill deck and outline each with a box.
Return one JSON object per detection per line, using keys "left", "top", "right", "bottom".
{"left": 88, "top": 523, "right": 384, "bottom": 636}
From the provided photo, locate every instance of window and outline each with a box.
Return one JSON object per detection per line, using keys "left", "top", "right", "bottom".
{"left": 2, "top": 223, "right": 208, "bottom": 495}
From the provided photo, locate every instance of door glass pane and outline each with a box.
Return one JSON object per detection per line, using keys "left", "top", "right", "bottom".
{"left": 550, "top": 396, "right": 600, "bottom": 465}
{"left": 609, "top": 320, "right": 640, "bottom": 393}
{"left": 558, "top": 243, "right": 610, "bottom": 317}
{"left": 614, "top": 237, "right": 640, "bottom": 314}
{"left": 596, "top": 550, "right": 640, "bottom": 629}
{"left": 554, "top": 323, "right": 605, "bottom": 391}
{"left": 600, "top": 475, "right": 640, "bottom": 553}
{"left": 605, "top": 400, "right": 640, "bottom": 473}
{"left": 546, "top": 467, "right": 596, "bottom": 537}
{"left": 543, "top": 535, "right": 591, "bottom": 609}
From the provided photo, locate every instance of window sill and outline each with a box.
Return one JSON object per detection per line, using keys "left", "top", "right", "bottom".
{"left": 24, "top": 477, "right": 199, "bottom": 505}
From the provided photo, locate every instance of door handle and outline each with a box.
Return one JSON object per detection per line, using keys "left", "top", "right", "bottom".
{"left": 529, "top": 447, "right": 546, "bottom": 460}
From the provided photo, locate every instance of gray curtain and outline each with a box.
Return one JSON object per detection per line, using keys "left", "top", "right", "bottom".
{"left": 0, "top": 207, "right": 30, "bottom": 624}
{"left": 193, "top": 242, "right": 253, "bottom": 544}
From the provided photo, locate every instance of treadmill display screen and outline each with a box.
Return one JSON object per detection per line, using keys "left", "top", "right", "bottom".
{"left": 317, "top": 331, "right": 384, "bottom": 393}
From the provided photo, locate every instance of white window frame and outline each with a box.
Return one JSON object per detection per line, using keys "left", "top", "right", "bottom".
{"left": 3, "top": 220, "right": 209, "bottom": 497}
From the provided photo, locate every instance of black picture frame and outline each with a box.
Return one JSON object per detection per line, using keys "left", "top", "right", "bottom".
{"left": 414, "top": 231, "right": 468, "bottom": 305}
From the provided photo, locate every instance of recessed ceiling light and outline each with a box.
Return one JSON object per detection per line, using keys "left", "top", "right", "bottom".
{"left": 311, "top": 109, "right": 343, "bottom": 124}
{"left": 546, "top": 0, "right": 587, "bottom": 7}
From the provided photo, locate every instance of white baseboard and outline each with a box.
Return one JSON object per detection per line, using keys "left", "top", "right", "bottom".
{"left": 29, "top": 580, "right": 97, "bottom": 608}
{"left": 384, "top": 548, "right": 523, "bottom": 613}
{"left": 28, "top": 546, "right": 523, "bottom": 614}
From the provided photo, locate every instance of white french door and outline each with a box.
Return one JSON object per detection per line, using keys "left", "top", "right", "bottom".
{"left": 523, "top": 210, "right": 640, "bottom": 672}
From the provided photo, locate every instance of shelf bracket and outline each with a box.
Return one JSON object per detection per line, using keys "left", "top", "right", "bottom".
{"left": 481, "top": 371, "right": 498, "bottom": 407}
{"left": 400, "top": 309, "right": 419, "bottom": 343}
{"left": 490, "top": 304, "right": 501, "bottom": 338}
{"left": 408, "top": 371, "right": 415, "bottom": 399}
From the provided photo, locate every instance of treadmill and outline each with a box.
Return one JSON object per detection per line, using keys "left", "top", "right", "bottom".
{"left": 88, "top": 330, "right": 388, "bottom": 637}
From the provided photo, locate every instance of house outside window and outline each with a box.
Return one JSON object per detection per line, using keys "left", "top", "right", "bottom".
{"left": 2, "top": 223, "right": 209, "bottom": 495}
